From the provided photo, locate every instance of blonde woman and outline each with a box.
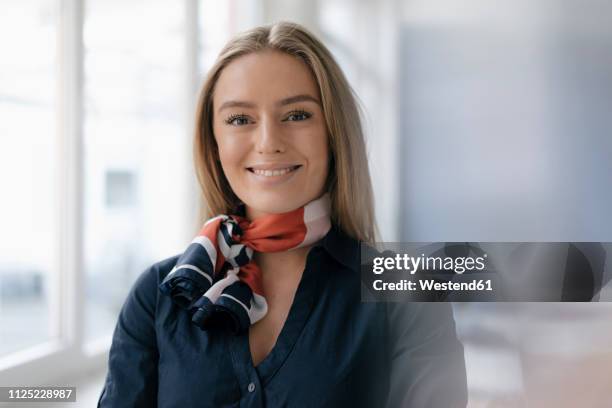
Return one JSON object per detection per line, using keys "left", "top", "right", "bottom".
{"left": 98, "top": 22, "right": 467, "bottom": 407}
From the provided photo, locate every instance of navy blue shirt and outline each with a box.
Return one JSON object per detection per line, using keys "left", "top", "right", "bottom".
{"left": 98, "top": 224, "right": 467, "bottom": 407}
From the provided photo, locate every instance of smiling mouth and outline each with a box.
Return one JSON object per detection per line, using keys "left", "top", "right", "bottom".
{"left": 247, "top": 165, "right": 301, "bottom": 177}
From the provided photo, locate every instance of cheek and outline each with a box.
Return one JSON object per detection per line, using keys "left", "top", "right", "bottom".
{"left": 215, "top": 134, "right": 247, "bottom": 172}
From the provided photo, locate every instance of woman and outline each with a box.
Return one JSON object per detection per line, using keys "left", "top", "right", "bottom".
{"left": 98, "top": 21, "right": 467, "bottom": 407}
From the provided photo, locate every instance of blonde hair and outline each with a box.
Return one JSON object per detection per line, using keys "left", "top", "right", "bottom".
{"left": 194, "top": 21, "right": 379, "bottom": 243}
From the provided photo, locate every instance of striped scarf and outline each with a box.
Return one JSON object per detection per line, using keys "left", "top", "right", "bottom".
{"left": 158, "top": 193, "right": 332, "bottom": 334}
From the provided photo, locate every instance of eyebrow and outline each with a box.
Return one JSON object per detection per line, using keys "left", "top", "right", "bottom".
{"left": 278, "top": 94, "right": 320, "bottom": 106}
{"left": 217, "top": 94, "right": 320, "bottom": 112}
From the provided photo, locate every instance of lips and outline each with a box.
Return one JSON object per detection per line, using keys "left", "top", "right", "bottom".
{"left": 246, "top": 164, "right": 301, "bottom": 177}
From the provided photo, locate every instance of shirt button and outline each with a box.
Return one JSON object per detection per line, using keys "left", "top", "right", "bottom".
{"left": 248, "top": 382, "right": 256, "bottom": 393}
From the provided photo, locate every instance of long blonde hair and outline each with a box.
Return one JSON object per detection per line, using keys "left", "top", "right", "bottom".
{"left": 193, "top": 21, "right": 378, "bottom": 243}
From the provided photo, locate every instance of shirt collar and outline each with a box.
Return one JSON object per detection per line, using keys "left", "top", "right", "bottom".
{"left": 318, "top": 223, "right": 360, "bottom": 272}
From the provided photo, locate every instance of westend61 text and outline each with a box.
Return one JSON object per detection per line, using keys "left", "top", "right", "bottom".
{"left": 373, "top": 279, "right": 493, "bottom": 292}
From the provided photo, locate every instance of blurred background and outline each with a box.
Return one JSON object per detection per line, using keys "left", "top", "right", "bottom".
{"left": 1, "top": 0, "right": 611, "bottom": 406}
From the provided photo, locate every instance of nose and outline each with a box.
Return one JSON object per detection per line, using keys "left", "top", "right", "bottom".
{"left": 254, "top": 118, "right": 285, "bottom": 154}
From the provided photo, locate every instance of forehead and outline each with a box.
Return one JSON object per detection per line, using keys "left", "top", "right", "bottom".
{"left": 213, "top": 50, "right": 320, "bottom": 106}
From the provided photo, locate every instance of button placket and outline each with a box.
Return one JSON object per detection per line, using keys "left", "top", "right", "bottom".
{"left": 228, "top": 334, "right": 264, "bottom": 406}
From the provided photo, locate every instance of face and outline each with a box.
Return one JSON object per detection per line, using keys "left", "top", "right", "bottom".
{"left": 212, "top": 50, "right": 329, "bottom": 220}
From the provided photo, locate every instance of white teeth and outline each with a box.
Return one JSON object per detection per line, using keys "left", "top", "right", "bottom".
{"left": 252, "top": 166, "right": 297, "bottom": 177}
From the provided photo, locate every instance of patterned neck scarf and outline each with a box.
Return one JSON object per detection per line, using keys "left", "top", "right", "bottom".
{"left": 159, "top": 193, "right": 332, "bottom": 334}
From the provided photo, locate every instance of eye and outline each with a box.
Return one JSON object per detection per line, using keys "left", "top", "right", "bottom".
{"left": 283, "top": 110, "right": 312, "bottom": 122}
{"left": 224, "top": 114, "right": 252, "bottom": 126}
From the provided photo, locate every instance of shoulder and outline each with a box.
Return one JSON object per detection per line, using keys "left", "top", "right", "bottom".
{"left": 150, "top": 254, "right": 181, "bottom": 281}
{"left": 109, "top": 255, "right": 182, "bottom": 352}
{"left": 140, "top": 254, "right": 180, "bottom": 284}
{"left": 125, "top": 254, "right": 181, "bottom": 309}
{"left": 321, "top": 224, "right": 373, "bottom": 273}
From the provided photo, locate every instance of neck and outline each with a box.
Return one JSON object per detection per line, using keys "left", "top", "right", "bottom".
{"left": 245, "top": 205, "right": 267, "bottom": 221}
{"left": 253, "top": 244, "right": 314, "bottom": 278}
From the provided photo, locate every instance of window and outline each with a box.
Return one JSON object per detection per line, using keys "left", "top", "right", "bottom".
{"left": 0, "top": 0, "right": 57, "bottom": 357}
{"left": 82, "top": 0, "right": 188, "bottom": 343}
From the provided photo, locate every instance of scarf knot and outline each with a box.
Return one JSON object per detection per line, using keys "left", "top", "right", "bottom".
{"left": 159, "top": 193, "right": 331, "bottom": 334}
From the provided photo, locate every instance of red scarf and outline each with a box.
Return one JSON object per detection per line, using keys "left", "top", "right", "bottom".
{"left": 159, "top": 193, "right": 331, "bottom": 334}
